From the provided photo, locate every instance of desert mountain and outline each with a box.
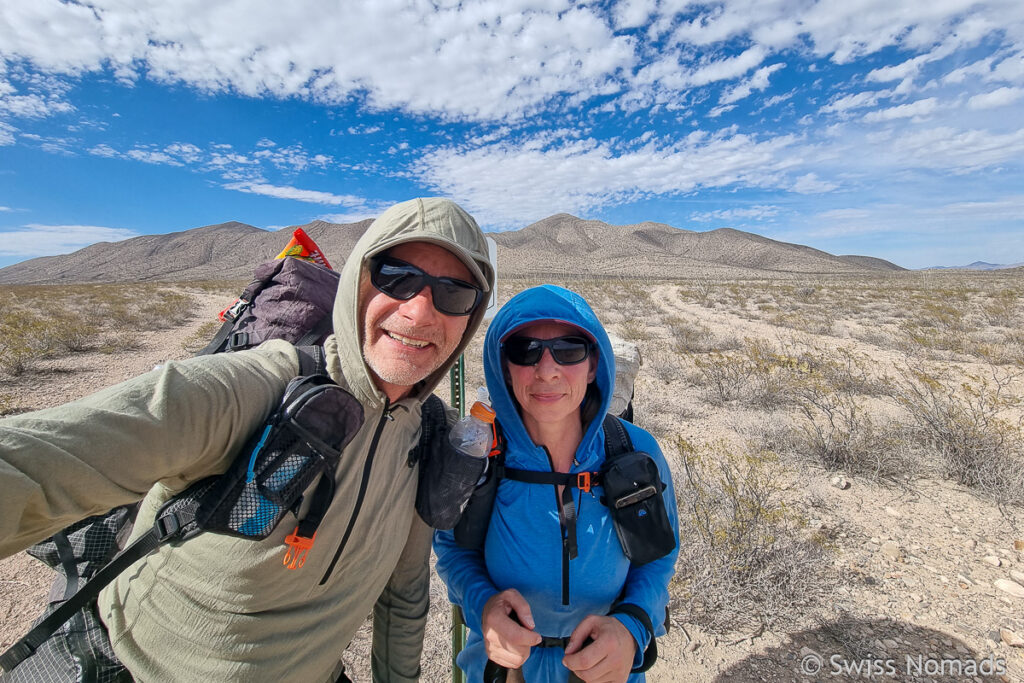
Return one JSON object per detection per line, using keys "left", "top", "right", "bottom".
{"left": 0, "top": 214, "right": 902, "bottom": 284}
{"left": 924, "top": 260, "right": 1024, "bottom": 271}
{"left": 490, "top": 215, "right": 903, "bottom": 278}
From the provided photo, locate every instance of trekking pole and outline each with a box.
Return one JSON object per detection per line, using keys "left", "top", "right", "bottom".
{"left": 449, "top": 354, "right": 467, "bottom": 683}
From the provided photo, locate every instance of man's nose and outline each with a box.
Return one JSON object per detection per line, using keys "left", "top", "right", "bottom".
{"left": 396, "top": 285, "right": 438, "bottom": 323}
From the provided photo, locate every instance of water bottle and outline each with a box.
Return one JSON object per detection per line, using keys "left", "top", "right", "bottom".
{"left": 449, "top": 399, "right": 496, "bottom": 460}
{"left": 452, "top": 392, "right": 500, "bottom": 549}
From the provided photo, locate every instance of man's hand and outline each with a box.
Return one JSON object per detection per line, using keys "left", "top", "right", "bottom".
{"left": 562, "top": 615, "right": 637, "bottom": 683}
{"left": 480, "top": 589, "right": 542, "bottom": 668}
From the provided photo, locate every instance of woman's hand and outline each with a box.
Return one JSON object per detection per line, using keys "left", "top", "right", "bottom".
{"left": 562, "top": 615, "right": 637, "bottom": 683}
{"left": 480, "top": 589, "right": 542, "bottom": 668}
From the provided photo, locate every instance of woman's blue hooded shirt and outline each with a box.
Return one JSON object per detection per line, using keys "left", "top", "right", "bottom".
{"left": 434, "top": 285, "right": 679, "bottom": 682}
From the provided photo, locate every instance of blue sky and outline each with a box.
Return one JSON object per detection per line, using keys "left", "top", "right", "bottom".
{"left": 1, "top": 1, "right": 1022, "bottom": 271}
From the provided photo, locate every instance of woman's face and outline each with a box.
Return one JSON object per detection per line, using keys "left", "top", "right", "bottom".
{"left": 504, "top": 321, "right": 597, "bottom": 432}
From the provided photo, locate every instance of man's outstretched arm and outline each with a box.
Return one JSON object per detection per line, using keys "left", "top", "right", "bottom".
{"left": 0, "top": 342, "right": 299, "bottom": 558}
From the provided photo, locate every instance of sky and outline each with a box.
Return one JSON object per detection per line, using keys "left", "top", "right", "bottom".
{"left": 1, "top": 1, "right": 1023, "bottom": 271}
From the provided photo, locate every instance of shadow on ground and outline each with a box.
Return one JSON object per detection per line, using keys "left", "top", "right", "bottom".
{"left": 714, "top": 616, "right": 1014, "bottom": 682}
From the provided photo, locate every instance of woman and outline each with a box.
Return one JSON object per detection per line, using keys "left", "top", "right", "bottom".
{"left": 434, "top": 285, "right": 678, "bottom": 682}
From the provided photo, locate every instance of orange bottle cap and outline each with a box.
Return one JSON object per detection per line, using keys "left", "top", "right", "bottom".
{"left": 470, "top": 401, "right": 496, "bottom": 423}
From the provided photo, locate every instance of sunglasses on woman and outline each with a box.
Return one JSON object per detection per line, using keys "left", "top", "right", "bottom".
{"left": 368, "top": 255, "right": 483, "bottom": 316}
{"left": 502, "top": 335, "right": 595, "bottom": 366}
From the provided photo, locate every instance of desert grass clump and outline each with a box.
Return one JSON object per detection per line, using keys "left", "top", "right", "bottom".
{"left": 674, "top": 439, "right": 831, "bottom": 633}
{"left": 891, "top": 363, "right": 1024, "bottom": 506}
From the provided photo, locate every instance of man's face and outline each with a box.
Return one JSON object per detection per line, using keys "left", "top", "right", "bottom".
{"left": 360, "top": 242, "right": 474, "bottom": 401}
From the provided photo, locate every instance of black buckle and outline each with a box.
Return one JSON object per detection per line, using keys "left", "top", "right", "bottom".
{"left": 228, "top": 331, "right": 250, "bottom": 350}
{"left": 154, "top": 514, "right": 182, "bottom": 541}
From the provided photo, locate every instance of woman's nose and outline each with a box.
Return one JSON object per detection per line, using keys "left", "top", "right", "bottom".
{"left": 534, "top": 349, "right": 561, "bottom": 377}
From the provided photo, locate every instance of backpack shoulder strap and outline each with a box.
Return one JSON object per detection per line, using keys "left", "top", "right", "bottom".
{"left": 295, "top": 345, "right": 327, "bottom": 376}
{"left": 602, "top": 413, "right": 634, "bottom": 459}
{"left": 407, "top": 394, "right": 446, "bottom": 467}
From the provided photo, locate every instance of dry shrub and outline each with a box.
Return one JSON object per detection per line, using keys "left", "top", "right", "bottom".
{"left": 780, "top": 376, "right": 915, "bottom": 481}
{"left": 667, "top": 316, "right": 715, "bottom": 354}
{"left": 891, "top": 362, "right": 1024, "bottom": 506}
{"left": 0, "top": 311, "right": 52, "bottom": 375}
{"left": 674, "top": 439, "right": 832, "bottom": 633}
{"left": 982, "top": 288, "right": 1020, "bottom": 327}
{"left": 690, "top": 349, "right": 754, "bottom": 404}
{"left": 617, "top": 318, "right": 652, "bottom": 341}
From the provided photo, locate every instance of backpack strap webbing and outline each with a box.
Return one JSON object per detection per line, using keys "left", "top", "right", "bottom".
{"left": 295, "top": 345, "right": 327, "bottom": 376}
{"left": 498, "top": 414, "right": 633, "bottom": 491}
{"left": 0, "top": 501, "right": 199, "bottom": 673}
{"left": 407, "top": 394, "right": 446, "bottom": 467}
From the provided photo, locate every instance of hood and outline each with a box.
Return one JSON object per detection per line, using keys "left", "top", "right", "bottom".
{"left": 483, "top": 284, "right": 615, "bottom": 469}
{"left": 332, "top": 197, "right": 494, "bottom": 408}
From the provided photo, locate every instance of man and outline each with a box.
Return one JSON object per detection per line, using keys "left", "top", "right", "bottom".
{"left": 0, "top": 197, "right": 495, "bottom": 682}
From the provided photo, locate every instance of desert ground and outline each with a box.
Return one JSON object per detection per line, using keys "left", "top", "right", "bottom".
{"left": 1, "top": 272, "right": 1023, "bottom": 682}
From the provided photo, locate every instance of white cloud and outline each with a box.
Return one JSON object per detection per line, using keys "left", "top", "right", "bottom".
{"left": 1, "top": 0, "right": 1021, "bottom": 127}
{"left": 87, "top": 143, "right": 116, "bottom": 157}
{"left": 690, "top": 205, "right": 781, "bottom": 222}
{"left": 0, "top": 0, "right": 634, "bottom": 121}
{"left": 126, "top": 149, "right": 182, "bottom": 166}
{"left": 862, "top": 97, "right": 939, "bottom": 122}
{"left": 967, "top": 86, "right": 1024, "bottom": 109}
{"left": 223, "top": 182, "right": 364, "bottom": 205}
{"left": 821, "top": 90, "right": 887, "bottom": 114}
{"left": 791, "top": 173, "right": 838, "bottom": 193}
{"left": 415, "top": 130, "right": 814, "bottom": 226}
{"left": 866, "top": 54, "right": 931, "bottom": 83}
{"left": 0, "top": 121, "right": 14, "bottom": 145}
{"left": 720, "top": 63, "right": 785, "bottom": 104}
{"left": 0, "top": 224, "right": 139, "bottom": 257}
{"left": 612, "top": 0, "right": 656, "bottom": 30}
{"left": 901, "top": 126, "right": 1024, "bottom": 172}
{"left": 683, "top": 47, "right": 768, "bottom": 88}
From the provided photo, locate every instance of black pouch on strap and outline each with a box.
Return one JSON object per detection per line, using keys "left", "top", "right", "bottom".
{"left": 188, "top": 375, "right": 364, "bottom": 539}
{"left": 600, "top": 450, "right": 675, "bottom": 565}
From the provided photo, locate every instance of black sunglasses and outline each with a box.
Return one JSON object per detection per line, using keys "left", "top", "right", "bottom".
{"left": 368, "top": 255, "right": 483, "bottom": 317}
{"left": 503, "top": 335, "right": 595, "bottom": 366}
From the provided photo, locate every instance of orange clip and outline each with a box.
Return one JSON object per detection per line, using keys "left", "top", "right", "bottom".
{"left": 283, "top": 527, "right": 316, "bottom": 570}
{"left": 576, "top": 472, "right": 592, "bottom": 493}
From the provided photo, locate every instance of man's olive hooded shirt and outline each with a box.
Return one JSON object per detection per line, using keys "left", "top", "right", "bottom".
{"left": 0, "top": 198, "right": 494, "bottom": 682}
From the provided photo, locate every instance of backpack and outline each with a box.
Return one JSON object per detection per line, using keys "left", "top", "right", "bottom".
{"left": 0, "top": 255, "right": 451, "bottom": 680}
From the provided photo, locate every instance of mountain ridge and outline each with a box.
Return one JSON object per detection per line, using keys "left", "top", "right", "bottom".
{"left": 0, "top": 214, "right": 903, "bottom": 284}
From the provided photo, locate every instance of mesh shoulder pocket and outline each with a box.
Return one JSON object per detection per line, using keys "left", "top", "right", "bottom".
{"left": 601, "top": 450, "right": 675, "bottom": 565}
{"left": 193, "top": 375, "right": 364, "bottom": 539}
